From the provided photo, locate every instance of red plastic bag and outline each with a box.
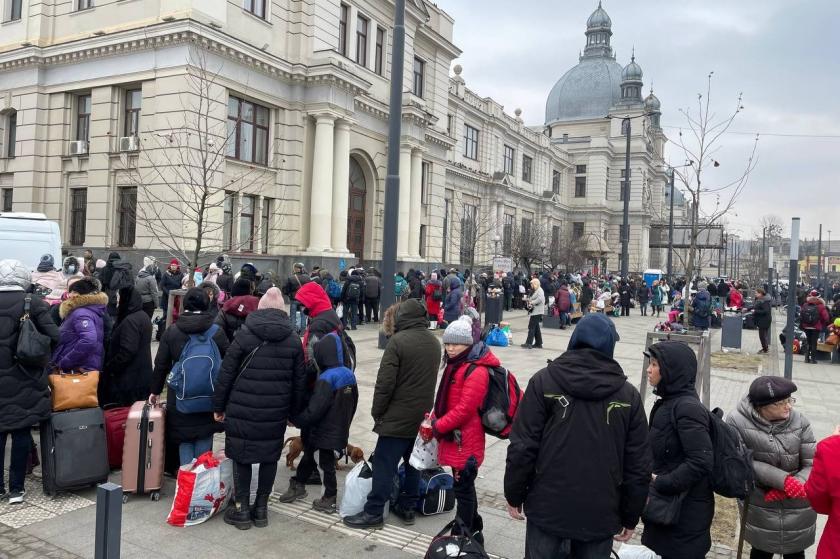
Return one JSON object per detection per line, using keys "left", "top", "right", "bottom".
{"left": 167, "top": 451, "right": 233, "bottom": 527}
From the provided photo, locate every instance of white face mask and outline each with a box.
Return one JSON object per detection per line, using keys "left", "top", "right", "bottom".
{"left": 67, "top": 265, "right": 77, "bottom": 274}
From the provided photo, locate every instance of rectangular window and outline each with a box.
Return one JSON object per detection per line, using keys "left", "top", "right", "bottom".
{"left": 574, "top": 176, "right": 587, "bottom": 198}
{"left": 1, "top": 188, "right": 12, "bottom": 212}
{"left": 223, "top": 192, "right": 235, "bottom": 251}
{"left": 552, "top": 169, "right": 561, "bottom": 194}
{"left": 442, "top": 195, "right": 451, "bottom": 263}
{"left": 460, "top": 203, "right": 477, "bottom": 265}
{"left": 77, "top": 0, "right": 93, "bottom": 10}
{"left": 521, "top": 217, "right": 532, "bottom": 241}
{"left": 245, "top": 0, "right": 266, "bottom": 18}
{"left": 76, "top": 94, "right": 91, "bottom": 143}
{"left": 503, "top": 214, "right": 513, "bottom": 256}
{"left": 503, "top": 145, "right": 514, "bottom": 175}
{"left": 419, "top": 224, "right": 427, "bottom": 258}
{"left": 522, "top": 154, "right": 533, "bottom": 183}
{"left": 6, "top": 111, "right": 16, "bottom": 158}
{"left": 227, "top": 96, "right": 270, "bottom": 165}
{"left": 575, "top": 164, "right": 587, "bottom": 174}
{"left": 10, "top": 0, "right": 22, "bottom": 20}
{"left": 356, "top": 15, "right": 369, "bottom": 66}
{"left": 572, "top": 222, "right": 585, "bottom": 240}
{"left": 69, "top": 188, "right": 87, "bottom": 245}
{"left": 463, "top": 124, "right": 479, "bottom": 160}
{"left": 240, "top": 195, "right": 256, "bottom": 251}
{"left": 124, "top": 89, "right": 141, "bottom": 137}
{"left": 261, "top": 198, "right": 270, "bottom": 254}
{"left": 413, "top": 57, "right": 425, "bottom": 98}
{"left": 338, "top": 4, "right": 348, "bottom": 56}
{"left": 117, "top": 186, "right": 137, "bottom": 247}
{"left": 375, "top": 27, "right": 385, "bottom": 75}
{"left": 446, "top": 114, "right": 453, "bottom": 135}
{"left": 420, "top": 161, "right": 430, "bottom": 205}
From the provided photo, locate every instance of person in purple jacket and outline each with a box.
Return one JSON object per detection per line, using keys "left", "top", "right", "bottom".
{"left": 52, "top": 277, "right": 108, "bottom": 371}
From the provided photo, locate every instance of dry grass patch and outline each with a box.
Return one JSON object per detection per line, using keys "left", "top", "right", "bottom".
{"left": 711, "top": 352, "right": 763, "bottom": 372}
{"left": 711, "top": 494, "right": 740, "bottom": 548}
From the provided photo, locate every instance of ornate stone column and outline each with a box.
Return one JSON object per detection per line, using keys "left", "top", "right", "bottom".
{"left": 397, "top": 145, "right": 412, "bottom": 259}
{"left": 308, "top": 114, "right": 335, "bottom": 252}
{"left": 331, "top": 121, "right": 351, "bottom": 254}
{"left": 408, "top": 148, "right": 423, "bottom": 258}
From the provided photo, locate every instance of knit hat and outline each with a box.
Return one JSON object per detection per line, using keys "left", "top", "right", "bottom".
{"left": 748, "top": 376, "right": 797, "bottom": 407}
{"left": 170, "top": 258, "right": 179, "bottom": 267}
{"left": 442, "top": 315, "right": 474, "bottom": 345}
{"left": 698, "top": 281, "right": 708, "bottom": 290}
{"left": 183, "top": 287, "right": 210, "bottom": 312}
{"left": 37, "top": 254, "right": 55, "bottom": 272}
{"left": 69, "top": 277, "right": 100, "bottom": 295}
{"left": 96, "top": 259, "right": 106, "bottom": 270}
{"left": 143, "top": 256, "right": 156, "bottom": 268}
{"left": 232, "top": 277, "right": 253, "bottom": 297}
{"left": 809, "top": 290, "right": 819, "bottom": 297}
{"left": 258, "top": 287, "right": 286, "bottom": 311}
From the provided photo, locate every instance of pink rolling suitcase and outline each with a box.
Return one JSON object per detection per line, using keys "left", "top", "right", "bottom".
{"left": 121, "top": 401, "right": 166, "bottom": 501}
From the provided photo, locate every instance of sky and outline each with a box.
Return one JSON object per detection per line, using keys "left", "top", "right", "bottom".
{"left": 434, "top": 0, "right": 840, "bottom": 244}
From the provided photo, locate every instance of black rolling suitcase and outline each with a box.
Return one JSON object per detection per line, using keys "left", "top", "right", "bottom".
{"left": 41, "top": 408, "right": 110, "bottom": 496}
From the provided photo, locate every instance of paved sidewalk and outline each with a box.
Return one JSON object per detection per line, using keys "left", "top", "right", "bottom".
{"left": 3, "top": 308, "right": 836, "bottom": 558}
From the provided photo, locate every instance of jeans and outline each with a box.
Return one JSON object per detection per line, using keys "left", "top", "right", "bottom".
{"left": 621, "top": 305, "right": 630, "bottom": 316}
{"left": 233, "top": 461, "right": 278, "bottom": 505}
{"left": 504, "top": 293, "right": 512, "bottom": 312}
{"left": 525, "top": 314, "right": 543, "bottom": 347}
{"left": 452, "top": 456, "right": 481, "bottom": 532}
{"left": 178, "top": 436, "right": 213, "bottom": 466}
{"left": 749, "top": 549, "right": 805, "bottom": 559}
{"left": 364, "top": 436, "right": 418, "bottom": 517}
{"left": 0, "top": 428, "right": 32, "bottom": 493}
{"left": 289, "top": 301, "right": 306, "bottom": 334}
{"left": 525, "top": 521, "right": 614, "bottom": 559}
{"left": 559, "top": 311, "right": 570, "bottom": 327}
{"left": 805, "top": 328, "right": 819, "bottom": 361}
{"left": 758, "top": 326, "right": 770, "bottom": 352}
{"left": 346, "top": 301, "right": 359, "bottom": 329}
{"left": 365, "top": 298, "right": 380, "bottom": 322}
{"left": 640, "top": 302, "right": 649, "bottom": 316}
{"left": 294, "top": 447, "right": 337, "bottom": 498}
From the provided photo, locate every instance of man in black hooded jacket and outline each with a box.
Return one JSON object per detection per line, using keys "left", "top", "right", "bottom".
{"left": 504, "top": 313, "right": 651, "bottom": 558}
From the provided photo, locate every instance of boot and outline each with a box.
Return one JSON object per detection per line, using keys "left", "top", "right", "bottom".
{"left": 251, "top": 493, "right": 269, "bottom": 528}
{"left": 471, "top": 515, "right": 485, "bottom": 547}
{"left": 224, "top": 499, "right": 252, "bottom": 530}
{"left": 277, "top": 478, "right": 307, "bottom": 503}
{"left": 312, "top": 495, "right": 337, "bottom": 514}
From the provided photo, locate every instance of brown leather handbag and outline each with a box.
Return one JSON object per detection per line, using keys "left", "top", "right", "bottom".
{"left": 49, "top": 369, "right": 100, "bottom": 411}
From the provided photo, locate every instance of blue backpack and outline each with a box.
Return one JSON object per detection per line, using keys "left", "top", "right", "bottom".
{"left": 166, "top": 324, "right": 222, "bottom": 414}
{"left": 327, "top": 279, "right": 342, "bottom": 299}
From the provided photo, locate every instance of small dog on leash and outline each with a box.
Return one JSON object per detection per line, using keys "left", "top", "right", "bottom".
{"left": 282, "top": 436, "right": 365, "bottom": 470}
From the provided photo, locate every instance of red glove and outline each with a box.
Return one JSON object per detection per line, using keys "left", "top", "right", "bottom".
{"left": 764, "top": 489, "right": 786, "bottom": 502}
{"left": 784, "top": 476, "right": 807, "bottom": 499}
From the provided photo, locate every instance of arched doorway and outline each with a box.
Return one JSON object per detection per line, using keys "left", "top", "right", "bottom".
{"left": 347, "top": 157, "right": 366, "bottom": 260}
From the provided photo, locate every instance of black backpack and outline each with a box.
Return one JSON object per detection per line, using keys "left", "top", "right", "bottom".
{"left": 800, "top": 303, "right": 819, "bottom": 326}
{"left": 347, "top": 281, "right": 361, "bottom": 302}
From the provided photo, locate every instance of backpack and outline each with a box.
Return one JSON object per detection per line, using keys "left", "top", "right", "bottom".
{"left": 336, "top": 327, "right": 357, "bottom": 371}
{"left": 166, "top": 324, "right": 222, "bottom": 414}
{"left": 346, "top": 281, "right": 361, "bottom": 302}
{"left": 432, "top": 284, "right": 443, "bottom": 301}
{"left": 800, "top": 303, "right": 819, "bottom": 326}
{"left": 670, "top": 401, "right": 754, "bottom": 499}
{"left": 464, "top": 364, "right": 522, "bottom": 439}
{"left": 110, "top": 265, "right": 133, "bottom": 291}
{"left": 694, "top": 296, "right": 710, "bottom": 318}
{"left": 327, "top": 279, "right": 342, "bottom": 299}
{"left": 395, "top": 277, "right": 408, "bottom": 298}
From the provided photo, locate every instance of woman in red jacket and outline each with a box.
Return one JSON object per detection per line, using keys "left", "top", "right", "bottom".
{"left": 805, "top": 426, "right": 840, "bottom": 559}
{"left": 424, "top": 272, "right": 444, "bottom": 328}
{"left": 433, "top": 315, "right": 493, "bottom": 546}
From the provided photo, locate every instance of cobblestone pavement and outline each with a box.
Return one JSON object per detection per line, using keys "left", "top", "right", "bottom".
{"left": 0, "top": 523, "right": 81, "bottom": 559}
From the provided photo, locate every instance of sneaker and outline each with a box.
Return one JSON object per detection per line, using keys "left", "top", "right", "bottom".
{"left": 312, "top": 495, "right": 337, "bottom": 514}
{"left": 8, "top": 490, "right": 25, "bottom": 505}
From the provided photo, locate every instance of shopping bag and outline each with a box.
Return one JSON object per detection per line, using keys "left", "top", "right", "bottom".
{"left": 167, "top": 451, "right": 233, "bottom": 527}
{"left": 339, "top": 460, "right": 373, "bottom": 518}
{"left": 336, "top": 303, "right": 344, "bottom": 319}
{"left": 485, "top": 327, "right": 509, "bottom": 347}
{"left": 409, "top": 434, "right": 440, "bottom": 471}
{"left": 616, "top": 544, "right": 661, "bottom": 559}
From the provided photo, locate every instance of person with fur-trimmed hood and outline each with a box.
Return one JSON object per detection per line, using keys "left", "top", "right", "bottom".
{"left": 51, "top": 277, "right": 108, "bottom": 372}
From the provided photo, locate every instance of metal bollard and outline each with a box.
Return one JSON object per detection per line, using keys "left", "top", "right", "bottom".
{"left": 94, "top": 483, "right": 122, "bottom": 559}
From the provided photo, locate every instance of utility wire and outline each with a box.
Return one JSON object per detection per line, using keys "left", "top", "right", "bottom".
{"left": 662, "top": 126, "right": 840, "bottom": 139}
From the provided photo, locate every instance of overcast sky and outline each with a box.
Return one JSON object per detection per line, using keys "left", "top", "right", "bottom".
{"left": 435, "top": 0, "right": 840, "bottom": 244}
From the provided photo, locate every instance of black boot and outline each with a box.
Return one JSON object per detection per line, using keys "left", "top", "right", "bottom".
{"left": 471, "top": 515, "right": 485, "bottom": 547}
{"left": 251, "top": 493, "right": 269, "bottom": 528}
{"left": 224, "top": 499, "right": 252, "bottom": 530}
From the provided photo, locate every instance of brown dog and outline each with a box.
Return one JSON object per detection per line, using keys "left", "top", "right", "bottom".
{"left": 283, "top": 436, "right": 365, "bottom": 470}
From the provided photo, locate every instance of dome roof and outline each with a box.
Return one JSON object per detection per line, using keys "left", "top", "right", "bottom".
{"left": 545, "top": 56, "right": 623, "bottom": 124}
{"left": 644, "top": 90, "right": 661, "bottom": 111}
{"left": 622, "top": 57, "right": 643, "bottom": 82}
{"left": 587, "top": 2, "right": 612, "bottom": 29}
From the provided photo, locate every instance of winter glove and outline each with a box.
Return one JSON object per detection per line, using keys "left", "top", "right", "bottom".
{"left": 784, "top": 476, "right": 808, "bottom": 499}
{"left": 764, "top": 489, "right": 786, "bottom": 502}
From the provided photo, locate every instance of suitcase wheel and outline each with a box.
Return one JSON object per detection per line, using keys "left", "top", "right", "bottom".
{"left": 150, "top": 491, "right": 161, "bottom": 502}
{"left": 122, "top": 493, "right": 130, "bottom": 504}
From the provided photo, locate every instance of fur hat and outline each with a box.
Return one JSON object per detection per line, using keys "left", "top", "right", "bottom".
{"left": 232, "top": 278, "right": 253, "bottom": 297}
{"left": 443, "top": 315, "right": 474, "bottom": 345}
{"left": 183, "top": 287, "right": 210, "bottom": 312}
{"left": 37, "top": 254, "right": 55, "bottom": 272}
{"left": 69, "top": 277, "right": 100, "bottom": 295}
{"left": 258, "top": 287, "right": 286, "bottom": 311}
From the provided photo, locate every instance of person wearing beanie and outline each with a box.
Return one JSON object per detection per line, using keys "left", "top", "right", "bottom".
{"left": 31, "top": 254, "right": 67, "bottom": 304}
{"left": 690, "top": 281, "right": 712, "bottom": 331}
{"left": 0, "top": 259, "right": 60, "bottom": 505}
{"left": 442, "top": 277, "right": 463, "bottom": 327}
{"left": 215, "top": 278, "right": 259, "bottom": 342}
{"left": 726, "top": 376, "right": 817, "bottom": 558}
{"left": 101, "top": 285, "right": 152, "bottom": 407}
{"left": 216, "top": 260, "right": 233, "bottom": 299}
{"left": 800, "top": 290, "right": 830, "bottom": 364}
{"left": 282, "top": 263, "right": 311, "bottom": 334}
{"left": 424, "top": 272, "right": 443, "bottom": 328}
{"left": 37, "top": 254, "right": 55, "bottom": 273}
{"left": 506, "top": 313, "right": 648, "bottom": 555}
{"left": 213, "top": 284, "right": 304, "bottom": 529}
{"left": 151, "top": 287, "right": 229, "bottom": 467}
{"left": 522, "top": 277, "right": 545, "bottom": 349}
{"left": 135, "top": 261, "right": 160, "bottom": 319}
{"left": 52, "top": 277, "right": 108, "bottom": 373}
{"left": 239, "top": 263, "right": 258, "bottom": 283}
{"left": 159, "top": 259, "right": 184, "bottom": 321}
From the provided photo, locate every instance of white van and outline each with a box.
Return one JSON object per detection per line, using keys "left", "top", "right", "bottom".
{"left": 0, "top": 213, "right": 63, "bottom": 271}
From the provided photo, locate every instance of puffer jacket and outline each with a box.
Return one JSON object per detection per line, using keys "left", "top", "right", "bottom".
{"left": 212, "top": 308, "right": 306, "bottom": 463}
{"left": 101, "top": 288, "right": 152, "bottom": 407}
{"left": 215, "top": 294, "right": 259, "bottom": 341}
{"left": 805, "top": 434, "right": 840, "bottom": 559}
{"left": 443, "top": 286, "right": 463, "bottom": 323}
{"left": 135, "top": 267, "right": 159, "bottom": 305}
{"left": 726, "top": 396, "right": 817, "bottom": 554}
{"left": 801, "top": 296, "right": 831, "bottom": 331}
{"left": 424, "top": 280, "right": 443, "bottom": 318}
{"left": 752, "top": 294, "right": 773, "bottom": 330}
{"left": 52, "top": 292, "right": 108, "bottom": 371}
{"left": 31, "top": 270, "right": 67, "bottom": 303}
{"left": 433, "top": 343, "right": 494, "bottom": 470}
{"left": 292, "top": 332, "right": 358, "bottom": 451}
{"left": 554, "top": 286, "right": 571, "bottom": 313}
{"left": 528, "top": 287, "right": 545, "bottom": 316}
{"left": 364, "top": 275, "right": 382, "bottom": 299}
{"left": 690, "top": 290, "right": 712, "bottom": 328}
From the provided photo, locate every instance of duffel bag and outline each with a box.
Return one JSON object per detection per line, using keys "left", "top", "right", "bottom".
{"left": 425, "top": 518, "right": 489, "bottom": 559}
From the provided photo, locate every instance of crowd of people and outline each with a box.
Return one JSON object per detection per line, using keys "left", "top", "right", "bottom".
{"left": 1, "top": 251, "right": 839, "bottom": 559}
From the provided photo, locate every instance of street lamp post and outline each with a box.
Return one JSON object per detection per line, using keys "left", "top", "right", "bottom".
{"left": 784, "top": 217, "right": 800, "bottom": 380}
{"left": 621, "top": 118, "right": 631, "bottom": 279}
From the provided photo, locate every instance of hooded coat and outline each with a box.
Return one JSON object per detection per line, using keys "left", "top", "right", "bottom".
{"left": 424, "top": 280, "right": 443, "bottom": 318}
{"left": 690, "top": 289, "right": 712, "bottom": 329}
{"left": 215, "top": 294, "right": 259, "bottom": 341}
{"left": 292, "top": 333, "right": 359, "bottom": 451}
{"left": 30, "top": 269, "right": 67, "bottom": 303}
{"left": 434, "top": 342, "right": 494, "bottom": 470}
{"left": 752, "top": 293, "right": 773, "bottom": 330}
{"left": 102, "top": 288, "right": 153, "bottom": 406}
{"left": 505, "top": 313, "right": 650, "bottom": 542}
{"left": 212, "top": 309, "right": 306, "bottom": 463}
{"left": 805, "top": 434, "right": 840, "bottom": 559}
{"left": 52, "top": 292, "right": 108, "bottom": 371}
{"left": 0, "top": 260, "right": 60, "bottom": 432}
{"left": 135, "top": 267, "right": 159, "bottom": 306}
{"left": 554, "top": 285, "right": 572, "bottom": 312}
{"left": 372, "top": 299, "right": 441, "bottom": 438}
{"left": 443, "top": 285, "right": 463, "bottom": 323}
{"left": 801, "top": 296, "right": 831, "bottom": 331}
{"left": 295, "top": 282, "right": 349, "bottom": 369}
{"left": 726, "top": 396, "right": 817, "bottom": 554}
{"left": 152, "top": 311, "right": 229, "bottom": 443}
{"left": 642, "top": 341, "right": 715, "bottom": 559}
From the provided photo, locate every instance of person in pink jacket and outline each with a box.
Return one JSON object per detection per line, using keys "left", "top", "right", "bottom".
{"left": 805, "top": 426, "right": 840, "bottom": 559}
{"left": 433, "top": 315, "right": 493, "bottom": 546}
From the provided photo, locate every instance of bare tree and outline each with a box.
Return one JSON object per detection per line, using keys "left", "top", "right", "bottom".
{"left": 121, "top": 51, "right": 277, "bottom": 285}
{"left": 548, "top": 229, "right": 586, "bottom": 272}
{"left": 510, "top": 221, "right": 548, "bottom": 272}
{"left": 452, "top": 192, "right": 497, "bottom": 270}
{"left": 672, "top": 73, "right": 759, "bottom": 324}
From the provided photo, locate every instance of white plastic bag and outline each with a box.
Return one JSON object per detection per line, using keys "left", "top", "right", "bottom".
{"left": 617, "top": 544, "right": 661, "bottom": 559}
{"left": 409, "top": 434, "right": 439, "bottom": 471}
{"left": 167, "top": 451, "right": 233, "bottom": 527}
{"left": 336, "top": 303, "right": 344, "bottom": 319}
{"left": 339, "top": 460, "right": 373, "bottom": 518}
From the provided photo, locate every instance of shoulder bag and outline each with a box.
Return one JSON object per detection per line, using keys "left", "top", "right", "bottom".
{"left": 16, "top": 295, "right": 53, "bottom": 369}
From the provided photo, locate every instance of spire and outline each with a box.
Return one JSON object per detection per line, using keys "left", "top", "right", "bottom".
{"left": 583, "top": 2, "right": 614, "bottom": 59}
{"left": 620, "top": 51, "right": 644, "bottom": 104}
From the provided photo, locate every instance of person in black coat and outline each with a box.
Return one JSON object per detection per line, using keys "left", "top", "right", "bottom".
{"left": 340, "top": 272, "right": 364, "bottom": 330}
{"left": 150, "top": 288, "right": 229, "bottom": 466}
{"left": 642, "top": 341, "right": 714, "bottom": 559}
{"left": 212, "top": 287, "right": 306, "bottom": 529}
{"left": 619, "top": 281, "right": 633, "bottom": 317}
{"left": 101, "top": 286, "right": 152, "bottom": 407}
{"left": 751, "top": 288, "right": 773, "bottom": 354}
{"left": 580, "top": 280, "right": 594, "bottom": 313}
